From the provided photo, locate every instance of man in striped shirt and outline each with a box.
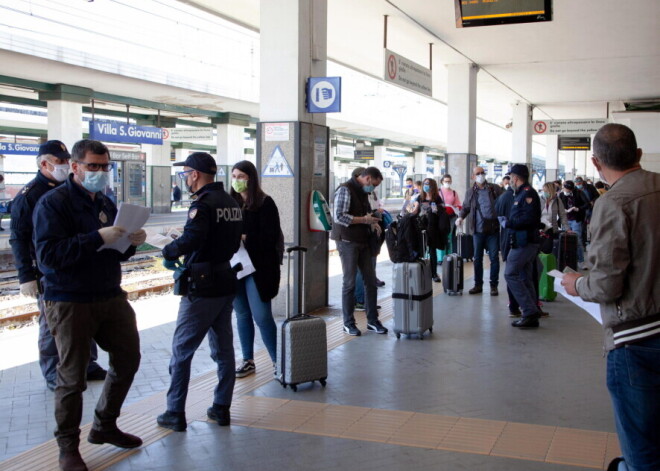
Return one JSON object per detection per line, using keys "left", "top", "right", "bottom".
{"left": 562, "top": 123, "right": 660, "bottom": 471}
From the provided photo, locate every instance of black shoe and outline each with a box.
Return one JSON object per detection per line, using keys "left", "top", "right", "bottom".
{"left": 511, "top": 316, "right": 540, "bottom": 328}
{"left": 46, "top": 379, "right": 57, "bottom": 391}
{"left": 432, "top": 276, "right": 441, "bottom": 283}
{"left": 343, "top": 324, "right": 361, "bottom": 336}
{"left": 86, "top": 367, "right": 107, "bottom": 381}
{"left": 207, "top": 404, "right": 230, "bottom": 426}
{"left": 235, "top": 359, "right": 256, "bottom": 378}
{"left": 490, "top": 286, "right": 498, "bottom": 296}
{"left": 607, "top": 457, "right": 624, "bottom": 471}
{"left": 375, "top": 279, "right": 385, "bottom": 288}
{"left": 58, "top": 450, "right": 88, "bottom": 471}
{"left": 156, "top": 410, "right": 187, "bottom": 432}
{"left": 468, "top": 286, "right": 483, "bottom": 294}
{"left": 366, "top": 321, "right": 388, "bottom": 334}
{"left": 508, "top": 309, "right": 522, "bottom": 318}
{"left": 88, "top": 427, "right": 143, "bottom": 448}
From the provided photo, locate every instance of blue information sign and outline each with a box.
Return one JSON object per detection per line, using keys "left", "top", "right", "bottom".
{"left": 306, "top": 77, "right": 342, "bottom": 113}
{"left": 89, "top": 120, "right": 163, "bottom": 145}
{"left": 0, "top": 142, "right": 40, "bottom": 155}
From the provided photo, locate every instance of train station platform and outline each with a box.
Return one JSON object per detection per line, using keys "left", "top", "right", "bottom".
{"left": 0, "top": 255, "right": 619, "bottom": 471}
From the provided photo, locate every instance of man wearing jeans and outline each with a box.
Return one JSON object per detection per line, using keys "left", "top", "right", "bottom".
{"left": 331, "top": 167, "right": 387, "bottom": 336}
{"left": 456, "top": 166, "right": 502, "bottom": 296}
{"left": 562, "top": 123, "right": 660, "bottom": 471}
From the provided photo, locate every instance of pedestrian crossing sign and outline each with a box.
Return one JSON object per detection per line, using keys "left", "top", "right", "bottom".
{"left": 262, "top": 146, "right": 294, "bottom": 177}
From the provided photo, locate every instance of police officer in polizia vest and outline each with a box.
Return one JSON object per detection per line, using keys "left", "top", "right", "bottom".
{"left": 502, "top": 164, "right": 543, "bottom": 328}
{"left": 157, "top": 152, "right": 243, "bottom": 432}
{"left": 9, "top": 140, "right": 106, "bottom": 391}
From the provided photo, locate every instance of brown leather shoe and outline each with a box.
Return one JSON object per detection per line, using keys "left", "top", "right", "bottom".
{"left": 88, "top": 428, "right": 142, "bottom": 449}
{"left": 468, "top": 285, "right": 483, "bottom": 294}
{"left": 59, "top": 450, "right": 88, "bottom": 471}
{"left": 490, "top": 286, "right": 499, "bottom": 296}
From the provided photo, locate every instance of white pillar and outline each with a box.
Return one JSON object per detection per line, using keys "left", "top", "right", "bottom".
{"left": 433, "top": 158, "right": 442, "bottom": 178}
{"left": 373, "top": 145, "right": 387, "bottom": 170}
{"left": 406, "top": 156, "right": 415, "bottom": 177}
{"left": 564, "top": 152, "right": 576, "bottom": 181}
{"left": 47, "top": 101, "right": 83, "bottom": 150}
{"left": 447, "top": 64, "right": 477, "bottom": 155}
{"left": 575, "top": 151, "right": 587, "bottom": 178}
{"left": 143, "top": 142, "right": 171, "bottom": 167}
{"left": 414, "top": 151, "right": 427, "bottom": 177}
{"left": 511, "top": 102, "right": 532, "bottom": 165}
{"left": 545, "top": 135, "right": 559, "bottom": 182}
{"left": 216, "top": 124, "right": 246, "bottom": 166}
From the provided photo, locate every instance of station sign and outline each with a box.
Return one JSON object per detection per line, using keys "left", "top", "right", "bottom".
{"left": 0, "top": 142, "right": 39, "bottom": 155}
{"left": 354, "top": 149, "right": 374, "bottom": 160}
{"left": 306, "top": 77, "right": 342, "bottom": 113}
{"left": 89, "top": 120, "right": 163, "bottom": 145}
{"left": 384, "top": 49, "right": 432, "bottom": 97}
{"left": 109, "top": 150, "right": 146, "bottom": 162}
{"left": 162, "top": 127, "right": 214, "bottom": 142}
{"left": 532, "top": 119, "right": 608, "bottom": 136}
{"left": 559, "top": 136, "right": 591, "bottom": 151}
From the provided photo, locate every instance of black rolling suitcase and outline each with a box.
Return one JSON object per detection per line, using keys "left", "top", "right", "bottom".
{"left": 553, "top": 232, "right": 578, "bottom": 271}
{"left": 275, "top": 246, "right": 328, "bottom": 392}
{"left": 442, "top": 254, "right": 463, "bottom": 295}
{"left": 457, "top": 228, "right": 474, "bottom": 261}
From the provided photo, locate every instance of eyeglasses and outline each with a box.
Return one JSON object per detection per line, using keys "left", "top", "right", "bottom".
{"left": 475, "top": 171, "right": 486, "bottom": 176}
{"left": 177, "top": 170, "right": 193, "bottom": 179}
{"left": 77, "top": 161, "right": 114, "bottom": 172}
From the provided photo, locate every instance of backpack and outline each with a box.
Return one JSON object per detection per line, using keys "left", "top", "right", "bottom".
{"left": 385, "top": 213, "right": 423, "bottom": 263}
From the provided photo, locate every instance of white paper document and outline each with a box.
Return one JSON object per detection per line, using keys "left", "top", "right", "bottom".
{"left": 230, "top": 242, "right": 256, "bottom": 280}
{"left": 554, "top": 277, "right": 603, "bottom": 324}
{"left": 99, "top": 203, "right": 150, "bottom": 253}
{"left": 145, "top": 228, "right": 182, "bottom": 249}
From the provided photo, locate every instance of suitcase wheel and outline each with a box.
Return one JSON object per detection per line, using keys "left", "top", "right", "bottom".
{"left": 429, "top": 327, "right": 433, "bottom": 333}
{"left": 290, "top": 384, "right": 298, "bottom": 392}
{"left": 320, "top": 378, "right": 327, "bottom": 387}
{"left": 395, "top": 333, "right": 401, "bottom": 339}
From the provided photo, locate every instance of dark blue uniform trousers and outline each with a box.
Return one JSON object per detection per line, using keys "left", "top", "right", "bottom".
{"left": 504, "top": 243, "right": 540, "bottom": 318}
{"left": 166, "top": 294, "right": 236, "bottom": 413}
{"left": 38, "top": 297, "right": 103, "bottom": 383}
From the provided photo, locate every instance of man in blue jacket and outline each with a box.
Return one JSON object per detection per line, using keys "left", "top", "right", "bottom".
{"left": 502, "top": 164, "right": 542, "bottom": 328}
{"left": 9, "top": 140, "right": 106, "bottom": 391}
{"left": 33, "top": 139, "right": 146, "bottom": 471}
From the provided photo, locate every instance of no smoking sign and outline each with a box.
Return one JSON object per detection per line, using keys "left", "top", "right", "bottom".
{"left": 534, "top": 121, "right": 548, "bottom": 134}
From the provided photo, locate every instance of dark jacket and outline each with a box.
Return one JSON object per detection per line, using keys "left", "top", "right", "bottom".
{"left": 331, "top": 177, "right": 372, "bottom": 243}
{"left": 495, "top": 188, "right": 515, "bottom": 260}
{"left": 459, "top": 182, "right": 502, "bottom": 235}
{"left": 9, "top": 171, "right": 61, "bottom": 283}
{"left": 163, "top": 182, "right": 242, "bottom": 297}
{"left": 558, "top": 190, "right": 589, "bottom": 222}
{"left": 417, "top": 195, "right": 448, "bottom": 250}
{"left": 505, "top": 182, "right": 542, "bottom": 248}
{"left": 242, "top": 195, "right": 282, "bottom": 302}
{"left": 33, "top": 174, "right": 135, "bottom": 302}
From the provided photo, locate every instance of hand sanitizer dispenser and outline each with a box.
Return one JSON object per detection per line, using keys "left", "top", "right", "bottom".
{"left": 309, "top": 190, "right": 333, "bottom": 232}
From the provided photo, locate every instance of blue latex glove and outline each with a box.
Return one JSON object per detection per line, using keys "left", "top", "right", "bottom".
{"left": 163, "top": 258, "right": 183, "bottom": 271}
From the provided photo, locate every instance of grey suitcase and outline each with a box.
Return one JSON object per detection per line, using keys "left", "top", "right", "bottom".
{"left": 392, "top": 232, "right": 434, "bottom": 339}
{"left": 276, "top": 246, "right": 327, "bottom": 392}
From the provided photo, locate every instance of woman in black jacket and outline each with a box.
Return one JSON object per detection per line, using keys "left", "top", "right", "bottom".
{"left": 230, "top": 161, "right": 282, "bottom": 378}
{"left": 411, "top": 177, "right": 447, "bottom": 283}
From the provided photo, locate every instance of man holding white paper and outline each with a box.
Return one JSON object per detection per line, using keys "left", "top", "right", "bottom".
{"left": 33, "top": 139, "right": 146, "bottom": 471}
{"left": 561, "top": 124, "right": 660, "bottom": 471}
{"left": 157, "top": 152, "right": 242, "bottom": 433}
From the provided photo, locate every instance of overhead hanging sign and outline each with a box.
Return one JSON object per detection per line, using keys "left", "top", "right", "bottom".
{"left": 262, "top": 146, "right": 294, "bottom": 177}
{"left": 354, "top": 149, "right": 374, "bottom": 160}
{"left": 0, "top": 142, "right": 39, "bottom": 155}
{"left": 162, "top": 128, "right": 214, "bottom": 142}
{"left": 89, "top": 120, "right": 163, "bottom": 145}
{"left": 532, "top": 119, "right": 608, "bottom": 136}
{"left": 559, "top": 136, "right": 591, "bottom": 151}
{"left": 384, "top": 49, "right": 432, "bottom": 97}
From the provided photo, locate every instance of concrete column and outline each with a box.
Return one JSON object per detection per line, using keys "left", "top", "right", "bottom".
{"left": 433, "top": 158, "right": 442, "bottom": 178}
{"left": 414, "top": 150, "right": 427, "bottom": 180}
{"left": 575, "top": 151, "right": 587, "bottom": 178}
{"left": 447, "top": 63, "right": 478, "bottom": 201}
{"left": 373, "top": 145, "right": 386, "bottom": 170}
{"left": 406, "top": 156, "right": 415, "bottom": 177}
{"left": 47, "top": 101, "right": 83, "bottom": 150}
{"left": 259, "top": 0, "right": 328, "bottom": 314}
{"left": 564, "top": 152, "right": 576, "bottom": 181}
{"left": 212, "top": 113, "right": 251, "bottom": 166}
{"left": 511, "top": 102, "right": 532, "bottom": 165}
{"left": 545, "top": 135, "right": 559, "bottom": 182}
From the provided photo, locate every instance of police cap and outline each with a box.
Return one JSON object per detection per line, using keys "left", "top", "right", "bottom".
{"left": 173, "top": 152, "right": 217, "bottom": 175}
{"left": 39, "top": 140, "right": 71, "bottom": 159}
{"left": 510, "top": 164, "right": 530, "bottom": 179}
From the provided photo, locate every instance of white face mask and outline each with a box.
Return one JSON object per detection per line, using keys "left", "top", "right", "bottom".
{"left": 50, "top": 163, "right": 70, "bottom": 182}
{"left": 563, "top": 190, "right": 571, "bottom": 196}
{"left": 475, "top": 175, "right": 486, "bottom": 184}
{"left": 504, "top": 184, "right": 510, "bottom": 190}
{"left": 442, "top": 182, "right": 451, "bottom": 189}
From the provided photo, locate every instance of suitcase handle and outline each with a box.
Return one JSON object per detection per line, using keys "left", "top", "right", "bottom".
{"left": 286, "top": 245, "right": 307, "bottom": 320}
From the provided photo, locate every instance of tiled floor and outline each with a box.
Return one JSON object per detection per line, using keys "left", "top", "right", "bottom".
{"left": 0, "top": 255, "right": 618, "bottom": 470}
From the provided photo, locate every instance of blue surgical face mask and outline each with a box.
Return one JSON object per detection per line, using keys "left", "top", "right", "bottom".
{"left": 423, "top": 185, "right": 430, "bottom": 192}
{"left": 81, "top": 170, "right": 109, "bottom": 193}
{"left": 363, "top": 185, "right": 374, "bottom": 193}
